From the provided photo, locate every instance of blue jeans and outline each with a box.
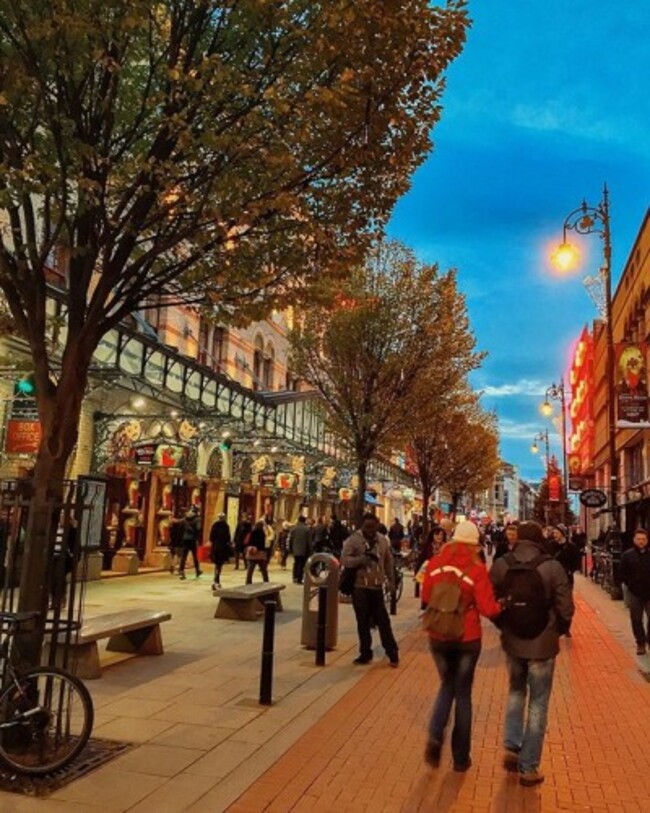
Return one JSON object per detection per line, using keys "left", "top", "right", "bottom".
{"left": 504, "top": 655, "right": 556, "bottom": 773}
{"left": 428, "top": 640, "right": 481, "bottom": 765}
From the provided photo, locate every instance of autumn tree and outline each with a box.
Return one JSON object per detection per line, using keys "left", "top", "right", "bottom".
{"left": 432, "top": 407, "right": 500, "bottom": 518}
{"left": 0, "top": 0, "right": 469, "bottom": 641}
{"left": 289, "top": 240, "right": 476, "bottom": 527}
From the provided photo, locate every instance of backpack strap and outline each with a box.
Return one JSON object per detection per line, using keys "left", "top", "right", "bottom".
{"left": 505, "top": 552, "right": 549, "bottom": 570}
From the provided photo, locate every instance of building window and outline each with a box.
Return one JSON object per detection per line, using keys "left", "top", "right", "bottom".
{"left": 212, "top": 327, "right": 225, "bottom": 371}
{"left": 198, "top": 321, "right": 210, "bottom": 366}
{"left": 263, "top": 342, "right": 274, "bottom": 390}
{"left": 253, "top": 335, "right": 264, "bottom": 390}
{"left": 626, "top": 443, "right": 644, "bottom": 487}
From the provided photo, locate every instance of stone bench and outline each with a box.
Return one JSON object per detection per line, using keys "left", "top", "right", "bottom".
{"left": 50, "top": 609, "right": 172, "bottom": 680}
{"left": 213, "top": 583, "right": 286, "bottom": 621}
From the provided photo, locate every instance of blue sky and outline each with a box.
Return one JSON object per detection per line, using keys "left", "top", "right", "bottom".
{"left": 388, "top": 0, "right": 650, "bottom": 481}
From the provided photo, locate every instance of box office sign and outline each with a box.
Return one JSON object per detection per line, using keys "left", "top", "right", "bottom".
{"left": 5, "top": 419, "right": 42, "bottom": 454}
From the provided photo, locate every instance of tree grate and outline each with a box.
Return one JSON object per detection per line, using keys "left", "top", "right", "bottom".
{"left": 0, "top": 738, "right": 133, "bottom": 797}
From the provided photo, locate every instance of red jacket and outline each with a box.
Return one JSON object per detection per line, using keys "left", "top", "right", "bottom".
{"left": 421, "top": 542, "right": 501, "bottom": 642}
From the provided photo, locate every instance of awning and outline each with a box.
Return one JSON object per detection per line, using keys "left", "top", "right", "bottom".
{"left": 364, "top": 492, "right": 384, "bottom": 507}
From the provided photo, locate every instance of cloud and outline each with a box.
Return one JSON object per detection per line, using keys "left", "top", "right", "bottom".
{"left": 480, "top": 379, "right": 548, "bottom": 398}
{"left": 498, "top": 418, "right": 547, "bottom": 441}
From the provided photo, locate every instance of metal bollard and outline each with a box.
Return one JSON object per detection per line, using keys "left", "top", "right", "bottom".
{"left": 414, "top": 580, "right": 420, "bottom": 599}
{"left": 315, "top": 586, "right": 327, "bottom": 666}
{"left": 390, "top": 591, "right": 397, "bottom": 616}
{"left": 259, "top": 600, "right": 276, "bottom": 705}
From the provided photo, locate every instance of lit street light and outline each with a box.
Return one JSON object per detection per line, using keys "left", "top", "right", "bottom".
{"left": 541, "top": 379, "right": 568, "bottom": 523}
{"left": 551, "top": 184, "right": 618, "bottom": 536}
{"left": 531, "top": 429, "right": 550, "bottom": 525}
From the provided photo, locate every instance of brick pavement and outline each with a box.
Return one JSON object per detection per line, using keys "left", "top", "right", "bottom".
{"left": 228, "top": 577, "right": 650, "bottom": 813}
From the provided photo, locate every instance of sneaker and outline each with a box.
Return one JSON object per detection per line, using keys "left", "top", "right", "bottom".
{"left": 519, "top": 770, "right": 544, "bottom": 787}
{"left": 453, "top": 759, "right": 471, "bottom": 773}
{"left": 636, "top": 644, "right": 646, "bottom": 656}
{"left": 179, "top": 572, "right": 186, "bottom": 580}
{"left": 503, "top": 748, "right": 519, "bottom": 772}
{"left": 196, "top": 570, "right": 203, "bottom": 578}
{"left": 353, "top": 656, "right": 373, "bottom": 665}
{"left": 389, "top": 655, "right": 399, "bottom": 668}
{"left": 424, "top": 740, "right": 442, "bottom": 767}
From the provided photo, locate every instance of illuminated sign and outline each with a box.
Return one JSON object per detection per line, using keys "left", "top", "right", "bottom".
{"left": 5, "top": 419, "right": 42, "bottom": 454}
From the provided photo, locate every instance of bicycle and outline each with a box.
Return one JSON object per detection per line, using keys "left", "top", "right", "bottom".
{"left": 0, "top": 610, "right": 94, "bottom": 775}
{"left": 384, "top": 550, "right": 406, "bottom": 606}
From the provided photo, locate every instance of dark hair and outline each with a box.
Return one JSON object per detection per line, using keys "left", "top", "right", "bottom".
{"left": 362, "top": 512, "right": 378, "bottom": 522}
{"left": 635, "top": 527, "right": 649, "bottom": 537}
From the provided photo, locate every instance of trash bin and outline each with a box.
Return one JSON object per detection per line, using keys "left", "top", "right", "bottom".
{"left": 301, "top": 553, "right": 340, "bottom": 650}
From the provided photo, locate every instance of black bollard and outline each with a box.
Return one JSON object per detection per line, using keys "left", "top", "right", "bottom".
{"left": 315, "top": 585, "right": 328, "bottom": 666}
{"left": 414, "top": 580, "right": 420, "bottom": 599}
{"left": 259, "top": 600, "right": 276, "bottom": 705}
{"left": 390, "top": 591, "right": 397, "bottom": 616}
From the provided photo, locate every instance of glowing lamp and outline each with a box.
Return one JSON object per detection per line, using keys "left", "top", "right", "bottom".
{"left": 551, "top": 241, "right": 580, "bottom": 272}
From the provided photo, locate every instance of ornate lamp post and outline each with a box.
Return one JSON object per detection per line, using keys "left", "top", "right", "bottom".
{"left": 552, "top": 185, "right": 618, "bottom": 534}
{"left": 541, "top": 379, "right": 568, "bottom": 523}
{"left": 531, "top": 429, "right": 550, "bottom": 525}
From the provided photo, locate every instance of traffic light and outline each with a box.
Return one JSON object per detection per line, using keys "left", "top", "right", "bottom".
{"left": 14, "top": 373, "right": 36, "bottom": 398}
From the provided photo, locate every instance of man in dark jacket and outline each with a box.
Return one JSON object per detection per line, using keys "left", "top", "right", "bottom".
{"left": 388, "top": 518, "right": 405, "bottom": 553}
{"left": 209, "top": 513, "right": 232, "bottom": 590}
{"left": 620, "top": 527, "right": 650, "bottom": 655}
{"left": 289, "top": 516, "right": 312, "bottom": 584}
{"left": 490, "top": 521, "right": 574, "bottom": 788}
{"left": 493, "top": 521, "right": 518, "bottom": 561}
{"left": 547, "top": 524, "right": 581, "bottom": 636}
{"left": 233, "top": 513, "right": 252, "bottom": 570}
{"left": 341, "top": 513, "right": 398, "bottom": 667}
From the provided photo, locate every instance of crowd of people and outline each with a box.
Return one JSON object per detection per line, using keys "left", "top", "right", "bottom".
{"left": 165, "top": 504, "right": 650, "bottom": 788}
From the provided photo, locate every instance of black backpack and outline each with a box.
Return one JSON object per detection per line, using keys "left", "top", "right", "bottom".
{"left": 500, "top": 553, "right": 550, "bottom": 639}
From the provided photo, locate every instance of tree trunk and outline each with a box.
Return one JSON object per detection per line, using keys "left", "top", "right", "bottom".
{"left": 354, "top": 460, "right": 368, "bottom": 530}
{"left": 16, "top": 360, "right": 88, "bottom": 667}
{"left": 421, "top": 480, "right": 432, "bottom": 538}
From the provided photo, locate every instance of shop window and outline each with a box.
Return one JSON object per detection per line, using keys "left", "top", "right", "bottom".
{"left": 626, "top": 443, "right": 644, "bottom": 487}
{"left": 212, "top": 327, "right": 225, "bottom": 371}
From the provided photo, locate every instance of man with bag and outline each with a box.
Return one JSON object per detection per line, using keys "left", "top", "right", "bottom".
{"left": 341, "top": 513, "right": 399, "bottom": 667}
{"left": 490, "top": 521, "right": 574, "bottom": 787}
{"left": 421, "top": 520, "right": 502, "bottom": 772}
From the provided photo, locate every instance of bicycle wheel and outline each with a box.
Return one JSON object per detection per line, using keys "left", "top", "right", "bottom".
{"left": 394, "top": 572, "right": 404, "bottom": 603}
{"left": 0, "top": 665, "right": 94, "bottom": 775}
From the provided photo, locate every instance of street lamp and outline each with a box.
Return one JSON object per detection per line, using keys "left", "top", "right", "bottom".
{"left": 531, "top": 429, "right": 550, "bottom": 524}
{"left": 541, "top": 379, "right": 568, "bottom": 523}
{"left": 551, "top": 184, "right": 618, "bottom": 534}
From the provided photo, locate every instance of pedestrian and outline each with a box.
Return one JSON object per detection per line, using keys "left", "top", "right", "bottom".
{"left": 388, "top": 517, "right": 405, "bottom": 554}
{"left": 421, "top": 520, "right": 502, "bottom": 772}
{"left": 547, "top": 524, "right": 581, "bottom": 636}
{"left": 278, "top": 521, "right": 291, "bottom": 569}
{"left": 328, "top": 514, "right": 348, "bottom": 559}
{"left": 620, "top": 527, "right": 650, "bottom": 656}
{"left": 289, "top": 516, "right": 311, "bottom": 584}
{"left": 490, "top": 520, "right": 574, "bottom": 787}
{"left": 178, "top": 508, "right": 203, "bottom": 580}
{"left": 341, "top": 512, "right": 399, "bottom": 667}
{"left": 233, "top": 513, "right": 252, "bottom": 570}
{"left": 312, "top": 516, "right": 329, "bottom": 552}
{"left": 493, "top": 521, "right": 519, "bottom": 561}
{"left": 209, "top": 512, "right": 232, "bottom": 591}
{"left": 245, "top": 520, "right": 269, "bottom": 584}
{"left": 416, "top": 525, "right": 446, "bottom": 576}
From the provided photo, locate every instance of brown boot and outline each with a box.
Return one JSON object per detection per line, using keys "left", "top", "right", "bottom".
{"left": 519, "top": 770, "right": 544, "bottom": 787}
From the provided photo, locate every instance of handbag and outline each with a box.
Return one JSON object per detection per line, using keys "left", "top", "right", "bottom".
{"left": 246, "top": 545, "right": 266, "bottom": 562}
{"left": 339, "top": 566, "right": 357, "bottom": 596}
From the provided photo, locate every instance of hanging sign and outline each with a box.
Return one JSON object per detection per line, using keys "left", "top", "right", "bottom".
{"left": 579, "top": 488, "right": 607, "bottom": 508}
{"left": 548, "top": 472, "right": 561, "bottom": 502}
{"left": 275, "top": 472, "right": 297, "bottom": 490}
{"left": 5, "top": 419, "right": 42, "bottom": 454}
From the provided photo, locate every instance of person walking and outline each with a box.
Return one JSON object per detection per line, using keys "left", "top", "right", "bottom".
{"left": 312, "top": 516, "right": 329, "bottom": 552}
{"left": 233, "top": 513, "right": 252, "bottom": 570}
{"left": 178, "top": 508, "right": 203, "bottom": 580}
{"left": 289, "top": 516, "right": 312, "bottom": 584}
{"left": 388, "top": 517, "right": 405, "bottom": 554}
{"left": 547, "top": 524, "right": 581, "bottom": 636}
{"left": 421, "top": 520, "right": 502, "bottom": 772}
{"left": 278, "top": 521, "right": 291, "bottom": 570}
{"left": 209, "top": 513, "right": 232, "bottom": 590}
{"left": 493, "top": 521, "right": 519, "bottom": 561}
{"left": 620, "top": 527, "right": 650, "bottom": 655}
{"left": 341, "top": 512, "right": 399, "bottom": 667}
{"left": 490, "top": 521, "right": 574, "bottom": 787}
{"left": 245, "top": 520, "right": 269, "bottom": 584}
{"left": 328, "top": 514, "right": 348, "bottom": 559}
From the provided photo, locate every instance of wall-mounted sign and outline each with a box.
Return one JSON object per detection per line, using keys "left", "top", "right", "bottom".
{"left": 548, "top": 472, "right": 561, "bottom": 502}
{"left": 275, "top": 472, "right": 297, "bottom": 490}
{"left": 616, "top": 342, "right": 650, "bottom": 428}
{"left": 5, "top": 419, "right": 42, "bottom": 454}
{"left": 133, "top": 444, "right": 157, "bottom": 466}
{"left": 579, "top": 488, "right": 607, "bottom": 508}
{"left": 155, "top": 444, "right": 185, "bottom": 468}
{"left": 258, "top": 472, "right": 276, "bottom": 488}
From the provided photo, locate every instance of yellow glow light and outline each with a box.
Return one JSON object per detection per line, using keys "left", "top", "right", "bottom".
{"left": 531, "top": 442, "right": 539, "bottom": 454}
{"left": 551, "top": 241, "right": 580, "bottom": 272}
{"left": 540, "top": 400, "right": 553, "bottom": 417}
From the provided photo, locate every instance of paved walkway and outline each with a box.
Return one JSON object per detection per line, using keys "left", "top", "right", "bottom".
{"left": 228, "top": 577, "right": 650, "bottom": 813}
{"left": 1, "top": 566, "right": 649, "bottom": 813}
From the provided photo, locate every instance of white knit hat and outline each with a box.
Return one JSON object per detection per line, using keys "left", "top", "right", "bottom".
{"left": 452, "top": 520, "right": 480, "bottom": 545}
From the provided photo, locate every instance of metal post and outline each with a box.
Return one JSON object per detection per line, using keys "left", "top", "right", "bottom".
{"left": 389, "top": 591, "right": 397, "bottom": 616}
{"left": 315, "top": 586, "right": 327, "bottom": 666}
{"left": 259, "top": 600, "right": 276, "bottom": 705}
{"left": 414, "top": 580, "right": 420, "bottom": 599}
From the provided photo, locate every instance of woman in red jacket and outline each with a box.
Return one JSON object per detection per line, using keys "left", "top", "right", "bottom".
{"left": 421, "top": 520, "right": 502, "bottom": 772}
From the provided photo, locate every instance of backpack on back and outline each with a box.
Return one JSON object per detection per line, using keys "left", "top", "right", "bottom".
{"left": 500, "top": 553, "right": 550, "bottom": 639}
{"left": 422, "top": 566, "right": 472, "bottom": 640}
